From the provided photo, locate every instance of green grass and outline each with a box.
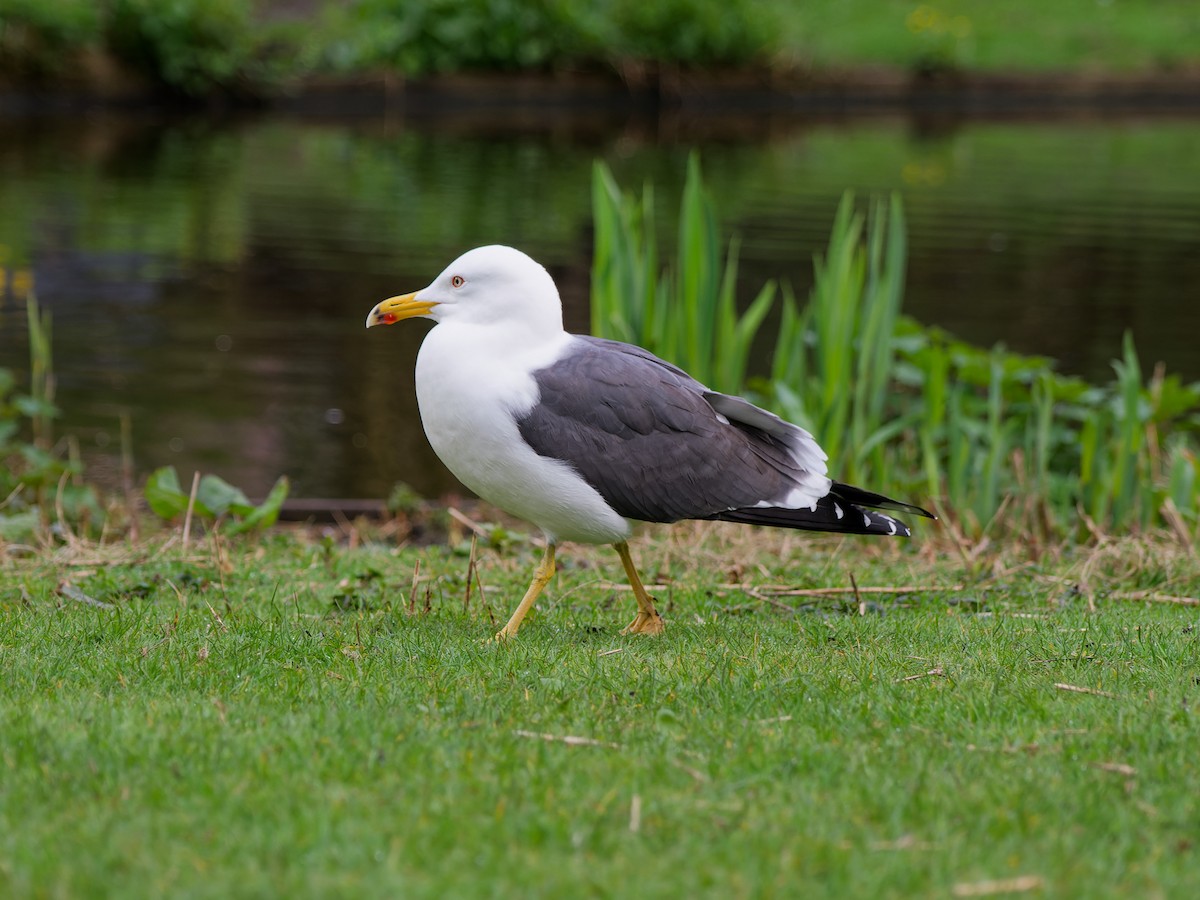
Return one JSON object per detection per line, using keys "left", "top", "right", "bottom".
{"left": 776, "top": 0, "right": 1200, "bottom": 72}
{"left": 3, "top": 526, "right": 1199, "bottom": 897}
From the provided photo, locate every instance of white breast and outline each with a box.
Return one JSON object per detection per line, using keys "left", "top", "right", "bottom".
{"left": 414, "top": 325, "right": 632, "bottom": 545}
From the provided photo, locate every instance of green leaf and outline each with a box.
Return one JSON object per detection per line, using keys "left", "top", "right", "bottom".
{"left": 144, "top": 466, "right": 192, "bottom": 520}
{"left": 18, "top": 445, "right": 69, "bottom": 485}
{"left": 13, "top": 395, "right": 59, "bottom": 420}
{"left": 0, "top": 509, "right": 40, "bottom": 542}
{"left": 58, "top": 483, "right": 103, "bottom": 522}
{"left": 197, "top": 474, "right": 253, "bottom": 518}
{"left": 226, "top": 476, "right": 290, "bottom": 535}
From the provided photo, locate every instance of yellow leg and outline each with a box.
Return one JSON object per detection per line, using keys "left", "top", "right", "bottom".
{"left": 614, "top": 541, "right": 664, "bottom": 635}
{"left": 494, "top": 543, "right": 556, "bottom": 641}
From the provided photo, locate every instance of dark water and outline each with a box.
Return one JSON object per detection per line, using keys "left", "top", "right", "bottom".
{"left": 1, "top": 110, "right": 1198, "bottom": 501}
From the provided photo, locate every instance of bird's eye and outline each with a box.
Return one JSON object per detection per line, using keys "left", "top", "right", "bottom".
{"left": 451, "top": 275, "right": 465, "bottom": 288}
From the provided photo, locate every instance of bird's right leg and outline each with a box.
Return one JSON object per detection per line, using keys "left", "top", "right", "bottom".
{"left": 614, "top": 541, "right": 665, "bottom": 635}
{"left": 494, "top": 542, "right": 556, "bottom": 641}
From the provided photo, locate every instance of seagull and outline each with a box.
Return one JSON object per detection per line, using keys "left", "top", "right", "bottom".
{"left": 366, "top": 245, "right": 934, "bottom": 639}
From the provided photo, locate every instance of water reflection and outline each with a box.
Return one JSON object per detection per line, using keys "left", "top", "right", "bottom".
{"left": 1, "top": 110, "right": 1197, "bottom": 500}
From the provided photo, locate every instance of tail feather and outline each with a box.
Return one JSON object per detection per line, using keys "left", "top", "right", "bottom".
{"left": 706, "top": 483, "right": 936, "bottom": 537}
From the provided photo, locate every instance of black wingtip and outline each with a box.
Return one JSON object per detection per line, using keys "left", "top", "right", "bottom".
{"left": 829, "top": 481, "right": 936, "bottom": 520}
{"left": 706, "top": 481, "right": 939, "bottom": 537}
{"left": 709, "top": 501, "right": 915, "bottom": 537}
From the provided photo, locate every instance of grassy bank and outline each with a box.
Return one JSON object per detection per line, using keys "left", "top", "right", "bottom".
{"left": 1, "top": 0, "right": 1198, "bottom": 99}
{"left": 2, "top": 526, "right": 1198, "bottom": 897}
{"left": 777, "top": 0, "right": 1200, "bottom": 73}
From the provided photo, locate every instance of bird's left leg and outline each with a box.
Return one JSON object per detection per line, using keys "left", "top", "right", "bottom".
{"left": 614, "top": 541, "right": 664, "bottom": 635}
{"left": 494, "top": 543, "right": 556, "bottom": 641}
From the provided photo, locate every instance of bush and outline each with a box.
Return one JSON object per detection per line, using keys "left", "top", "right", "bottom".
{"left": 337, "top": 0, "right": 608, "bottom": 75}
{"left": 610, "top": 0, "right": 781, "bottom": 66}
{"left": 1, "top": 0, "right": 783, "bottom": 94}
{"left": 323, "top": 0, "right": 779, "bottom": 76}
{"left": 106, "top": 0, "right": 255, "bottom": 96}
{"left": 0, "top": 0, "right": 100, "bottom": 78}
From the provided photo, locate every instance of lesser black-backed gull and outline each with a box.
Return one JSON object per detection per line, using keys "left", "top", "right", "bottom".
{"left": 366, "top": 245, "right": 934, "bottom": 639}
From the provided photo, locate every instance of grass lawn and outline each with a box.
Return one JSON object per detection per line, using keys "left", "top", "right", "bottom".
{"left": 773, "top": 0, "right": 1200, "bottom": 72}
{"left": 1, "top": 522, "right": 1198, "bottom": 898}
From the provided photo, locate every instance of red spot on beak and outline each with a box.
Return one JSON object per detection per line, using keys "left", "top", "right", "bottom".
{"left": 381, "top": 312, "right": 398, "bottom": 324}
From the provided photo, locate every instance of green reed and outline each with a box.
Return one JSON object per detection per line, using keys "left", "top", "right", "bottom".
{"left": 591, "top": 154, "right": 775, "bottom": 395}
{"left": 590, "top": 159, "right": 1200, "bottom": 539}
{"left": 765, "top": 192, "right": 908, "bottom": 487}
{"left": 1, "top": 295, "right": 102, "bottom": 539}
{"left": 24, "top": 294, "right": 55, "bottom": 449}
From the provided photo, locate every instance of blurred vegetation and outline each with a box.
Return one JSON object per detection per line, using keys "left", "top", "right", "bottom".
{"left": 592, "top": 158, "right": 1200, "bottom": 540}
{"left": 321, "top": 0, "right": 609, "bottom": 75}
{"left": 0, "top": 297, "right": 102, "bottom": 542}
{"left": 0, "top": 0, "right": 782, "bottom": 97}
{"left": 143, "top": 465, "right": 288, "bottom": 534}
{"left": 106, "top": 0, "right": 257, "bottom": 97}
{"left": 0, "top": 296, "right": 286, "bottom": 544}
{"left": 0, "top": 0, "right": 98, "bottom": 79}
{"left": 1, "top": 0, "right": 1197, "bottom": 98}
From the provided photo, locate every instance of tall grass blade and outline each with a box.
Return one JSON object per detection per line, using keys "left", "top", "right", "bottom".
{"left": 590, "top": 154, "right": 775, "bottom": 396}
{"left": 25, "top": 294, "right": 55, "bottom": 449}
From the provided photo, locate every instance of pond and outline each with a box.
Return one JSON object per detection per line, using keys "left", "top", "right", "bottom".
{"left": 1, "top": 107, "right": 1198, "bottom": 502}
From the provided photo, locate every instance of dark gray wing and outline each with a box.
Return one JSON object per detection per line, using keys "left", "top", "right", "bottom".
{"left": 515, "top": 336, "right": 829, "bottom": 523}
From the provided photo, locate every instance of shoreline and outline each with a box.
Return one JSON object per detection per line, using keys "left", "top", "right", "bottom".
{"left": 5, "top": 63, "right": 1200, "bottom": 118}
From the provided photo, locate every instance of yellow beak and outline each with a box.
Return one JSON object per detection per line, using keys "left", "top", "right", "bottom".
{"left": 365, "top": 292, "right": 439, "bottom": 328}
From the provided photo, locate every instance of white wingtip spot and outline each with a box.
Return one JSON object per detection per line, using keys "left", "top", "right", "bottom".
{"left": 833, "top": 502, "right": 843, "bottom": 520}
{"left": 862, "top": 512, "right": 872, "bottom": 529}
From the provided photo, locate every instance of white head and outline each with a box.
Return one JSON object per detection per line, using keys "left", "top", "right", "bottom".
{"left": 366, "top": 245, "right": 564, "bottom": 336}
